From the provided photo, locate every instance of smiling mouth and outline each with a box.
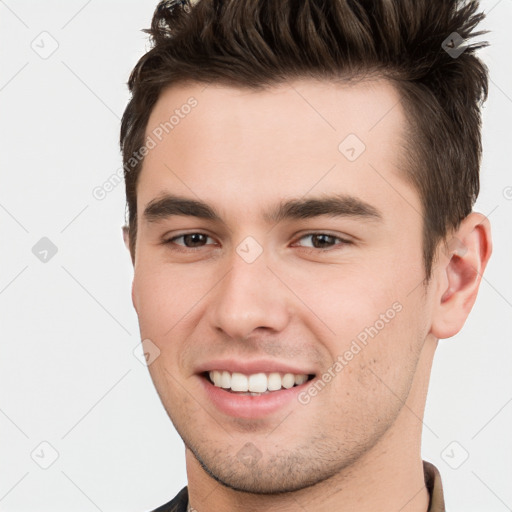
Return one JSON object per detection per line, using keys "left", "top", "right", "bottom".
{"left": 203, "top": 370, "right": 315, "bottom": 395}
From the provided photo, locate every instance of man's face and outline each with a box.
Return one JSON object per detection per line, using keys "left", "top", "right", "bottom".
{"left": 131, "top": 79, "right": 438, "bottom": 493}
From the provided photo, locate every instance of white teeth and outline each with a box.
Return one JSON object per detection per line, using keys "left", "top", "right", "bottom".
{"left": 281, "top": 373, "right": 295, "bottom": 389}
{"left": 295, "top": 374, "right": 308, "bottom": 385}
{"left": 248, "top": 373, "right": 267, "bottom": 393}
{"left": 211, "top": 370, "right": 222, "bottom": 387}
{"left": 208, "top": 370, "right": 310, "bottom": 392}
{"left": 267, "top": 372, "right": 282, "bottom": 391}
{"left": 220, "top": 370, "right": 231, "bottom": 388}
{"left": 231, "top": 372, "right": 248, "bottom": 391}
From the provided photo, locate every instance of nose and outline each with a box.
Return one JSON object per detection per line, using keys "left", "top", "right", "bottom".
{"left": 208, "top": 249, "right": 291, "bottom": 341}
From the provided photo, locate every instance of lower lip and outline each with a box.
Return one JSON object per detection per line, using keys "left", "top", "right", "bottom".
{"left": 199, "top": 375, "right": 313, "bottom": 419}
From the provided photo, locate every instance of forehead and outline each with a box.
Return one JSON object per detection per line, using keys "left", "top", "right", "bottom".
{"left": 138, "top": 78, "right": 417, "bottom": 223}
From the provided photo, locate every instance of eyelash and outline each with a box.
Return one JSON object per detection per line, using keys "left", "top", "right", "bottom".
{"left": 162, "top": 232, "right": 352, "bottom": 253}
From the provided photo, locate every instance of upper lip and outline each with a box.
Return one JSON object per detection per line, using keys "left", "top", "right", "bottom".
{"left": 195, "top": 359, "right": 316, "bottom": 376}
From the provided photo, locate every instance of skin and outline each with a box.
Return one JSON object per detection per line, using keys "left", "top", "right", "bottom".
{"left": 126, "top": 79, "right": 492, "bottom": 512}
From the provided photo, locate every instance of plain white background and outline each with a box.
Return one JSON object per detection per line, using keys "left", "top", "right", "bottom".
{"left": 0, "top": 1, "right": 510, "bottom": 510}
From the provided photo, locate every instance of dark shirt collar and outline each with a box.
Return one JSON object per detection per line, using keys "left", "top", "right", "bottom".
{"left": 424, "top": 460, "right": 446, "bottom": 512}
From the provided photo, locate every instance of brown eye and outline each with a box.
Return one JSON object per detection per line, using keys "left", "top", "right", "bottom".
{"left": 297, "top": 233, "right": 347, "bottom": 250}
{"left": 167, "top": 233, "right": 214, "bottom": 248}
{"left": 311, "top": 234, "right": 336, "bottom": 248}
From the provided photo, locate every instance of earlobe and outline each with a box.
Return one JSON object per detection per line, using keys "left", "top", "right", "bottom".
{"left": 430, "top": 213, "right": 492, "bottom": 339}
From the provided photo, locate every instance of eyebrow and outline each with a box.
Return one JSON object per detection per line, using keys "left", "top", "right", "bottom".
{"left": 143, "top": 193, "right": 382, "bottom": 225}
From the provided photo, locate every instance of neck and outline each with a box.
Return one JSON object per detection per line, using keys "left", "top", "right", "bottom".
{"left": 186, "top": 338, "right": 437, "bottom": 512}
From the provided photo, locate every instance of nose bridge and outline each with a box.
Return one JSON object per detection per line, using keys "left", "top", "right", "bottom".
{"left": 209, "top": 245, "right": 290, "bottom": 340}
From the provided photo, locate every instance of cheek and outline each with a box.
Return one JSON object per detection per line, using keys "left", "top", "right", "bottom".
{"left": 132, "top": 262, "right": 220, "bottom": 378}
{"left": 132, "top": 263, "right": 204, "bottom": 336}
{"left": 287, "top": 263, "right": 426, "bottom": 398}
{"left": 281, "top": 260, "right": 405, "bottom": 341}
{"left": 312, "top": 308, "right": 424, "bottom": 445}
{"left": 335, "top": 296, "right": 426, "bottom": 411}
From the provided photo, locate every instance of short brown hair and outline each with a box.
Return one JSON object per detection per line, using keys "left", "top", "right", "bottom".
{"left": 120, "top": 0, "right": 489, "bottom": 278}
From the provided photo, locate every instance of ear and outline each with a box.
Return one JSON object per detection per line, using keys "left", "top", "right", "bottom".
{"left": 131, "top": 280, "right": 138, "bottom": 314}
{"left": 122, "top": 225, "right": 138, "bottom": 311}
{"left": 430, "top": 212, "right": 492, "bottom": 339}
{"left": 122, "top": 225, "right": 130, "bottom": 251}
